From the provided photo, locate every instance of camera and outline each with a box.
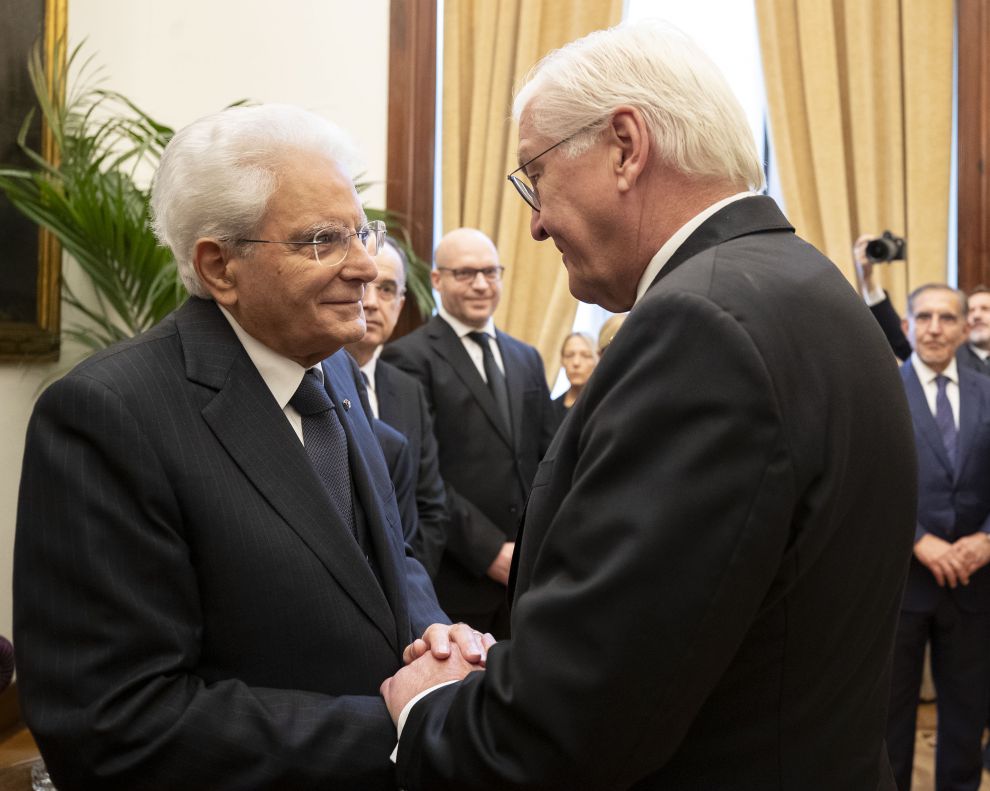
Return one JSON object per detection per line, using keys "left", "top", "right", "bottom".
{"left": 865, "top": 231, "right": 906, "bottom": 263}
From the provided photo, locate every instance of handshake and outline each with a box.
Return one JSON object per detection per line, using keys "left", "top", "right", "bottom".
{"left": 381, "top": 623, "right": 496, "bottom": 724}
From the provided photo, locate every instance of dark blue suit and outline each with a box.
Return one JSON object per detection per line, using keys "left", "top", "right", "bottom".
{"left": 887, "top": 359, "right": 990, "bottom": 791}
{"left": 14, "top": 297, "right": 446, "bottom": 790}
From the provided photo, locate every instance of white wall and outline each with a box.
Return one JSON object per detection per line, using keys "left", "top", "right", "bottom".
{"left": 0, "top": 0, "right": 391, "bottom": 641}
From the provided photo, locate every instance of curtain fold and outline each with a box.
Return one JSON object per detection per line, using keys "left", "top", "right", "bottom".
{"left": 756, "top": 0, "right": 953, "bottom": 313}
{"left": 442, "top": 0, "right": 623, "bottom": 382}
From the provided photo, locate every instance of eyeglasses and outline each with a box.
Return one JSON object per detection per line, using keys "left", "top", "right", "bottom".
{"left": 507, "top": 119, "right": 607, "bottom": 211}
{"left": 436, "top": 266, "right": 504, "bottom": 283}
{"left": 366, "top": 280, "right": 405, "bottom": 303}
{"left": 236, "top": 220, "right": 386, "bottom": 267}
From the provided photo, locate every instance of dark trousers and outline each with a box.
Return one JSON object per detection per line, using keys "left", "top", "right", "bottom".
{"left": 886, "top": 600, "right": 990, "bottom": 791}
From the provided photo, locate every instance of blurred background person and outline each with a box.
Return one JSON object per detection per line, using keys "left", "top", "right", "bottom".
{"left": 597, "top": 312, "right": 628, "bottom": 355}
{"left": 552, "top": 331, "right": 599, "bottom": 424}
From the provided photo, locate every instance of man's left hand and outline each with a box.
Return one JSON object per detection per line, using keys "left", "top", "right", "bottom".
{"left": 403, "top": 622, "right": 496, "bottom": 666}
{"left": 381, "top": 643, "right": 482, "bottom": 724}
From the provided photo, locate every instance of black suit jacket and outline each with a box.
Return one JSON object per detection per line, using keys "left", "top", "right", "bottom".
{"left": 395, "top": 197, "right": 916, "bottom": 790}
{"left": 13, "top": 297, "right": 446, "bottom": 790}
{"left": 374, "top": 359, "right": 448, "bottom": 577}
{"left": 382, "top": 316, "right": 557, "bottom": 617}
{"left": 899, "top": 361, "right": 990, "bottom": 613}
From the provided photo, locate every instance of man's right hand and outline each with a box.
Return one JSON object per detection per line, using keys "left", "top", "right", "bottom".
{"left": 486, "top": 542, "right": 514, "bottom": 586}
{"left": 914, "top": 533, "right": 970, "bottom": 587}
{"left": 853, "top": 234, "right": 878, "bottom": 296}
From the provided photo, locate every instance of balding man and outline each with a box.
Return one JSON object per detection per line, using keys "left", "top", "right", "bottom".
{"left": 381, "top": 228, "right": 557, "bottom": 638}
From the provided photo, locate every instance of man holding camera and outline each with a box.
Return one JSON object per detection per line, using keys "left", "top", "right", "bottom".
{"left": 853, "top": 232, "right": 990, "bottom": 375}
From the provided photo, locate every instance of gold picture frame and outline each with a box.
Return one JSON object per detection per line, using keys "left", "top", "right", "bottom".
{"left": 0, "top": 0, "right": 67, "bottom": 362}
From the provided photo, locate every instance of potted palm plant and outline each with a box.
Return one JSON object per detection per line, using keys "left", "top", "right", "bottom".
{"left": 0, "top": 42, "right": 432, "bottom": 362}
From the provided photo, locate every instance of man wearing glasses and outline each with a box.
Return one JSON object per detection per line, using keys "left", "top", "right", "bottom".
{"left": 14, "top": 104, "right": 488, "bottom": 790}
{"left": 346, "top": 238, "right": 448, "bottom": 578}
{"left": 382, "top": 227, "right": 557, "bottom": 640}
{"left": 382, "top": 23, "right": 917, "bottom": 790}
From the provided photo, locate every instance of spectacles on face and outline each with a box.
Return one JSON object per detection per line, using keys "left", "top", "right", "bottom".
{"left": 436, "top": 266, "right": 504, "bottom": 284}
{"left": 366, "top": 279, "right": 405, "bottom": 303}
{"left": 506, "top": 136, "right": 576, "bottom": 212}
{"left": 236, "top": 219, "right": 386, "bottom": 267}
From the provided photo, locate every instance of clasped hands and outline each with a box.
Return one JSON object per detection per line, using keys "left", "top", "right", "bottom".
{"left": 380, "top": 622, "right": 495, "bottom": 724}
{"left": 915, "top": 533, "right": 990, "bottom": 588}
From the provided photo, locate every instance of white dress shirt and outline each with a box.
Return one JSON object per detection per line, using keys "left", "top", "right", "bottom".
{"left": 437, "top": 304, "right": 505, "bottom": 380}
{"left": 359, "top": 347, "right": 383, "bottom": 419}
{"left": 910, "top": 352, "right": 960, "bottom": 429}
{"left": 218, "top": 305, "right": 320, "bottom": 444}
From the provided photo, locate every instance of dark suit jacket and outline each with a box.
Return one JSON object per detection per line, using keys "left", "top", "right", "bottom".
{"left": 899, "top": 361, "right": 990, "bottom": 613}
{"left": 374, "top": 359, "right": 448, "bottom": 578}
{"left": 382, "top": 316, "right": 557, "bottom": 617}
{"left": 395, "top": 197, "right": 917, "bottom": 790}
{"left": 13, "top": 297, "right": 446, "bottom": 790}
{"left": 373, "top": 417, "right": 419, "bottom": 551}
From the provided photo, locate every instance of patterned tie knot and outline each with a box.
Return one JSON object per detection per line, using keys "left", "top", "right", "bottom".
{"left": 935, "top": 374, "right": 949, "bottom": 393}
{"left": 290, "top": 370, "right": 334, "bottom": 417}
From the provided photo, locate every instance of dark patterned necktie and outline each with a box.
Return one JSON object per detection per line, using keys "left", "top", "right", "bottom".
{"left": 290, "top": 370, "right": 357, "bottom": 539}
{"left": 468, "top": 331, "right": 512, "bottom": 437}
{"left": 934, "top": 375, "right": 957, "bottom": 470}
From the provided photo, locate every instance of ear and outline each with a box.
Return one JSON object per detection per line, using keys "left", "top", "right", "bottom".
{"left": 193, "top": 238, "right": 238, "bottom": 306}
{"left": 901, "top": 317, "right": 909, "bottom": 337}
{"left": 607, "top": 107, "right": 650, "bottom": 194}
{"left": 430, "top": 268, "right": 442, "bottom": 291}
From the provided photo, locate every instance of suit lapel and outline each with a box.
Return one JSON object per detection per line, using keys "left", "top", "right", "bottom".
{"left": 177, "top": 299, "right": 399, "bottom": 650}
{"left": 901, "top": 363, "right": 954, "bottom": 477}
{"left": 496, "top": 331, "right": 525, "bottom": 451}
{"left": 955, "top": 368, "right": 982, "bottom": 483}
{"left": 429, "top": 316, "right": 513, "bottom": 448}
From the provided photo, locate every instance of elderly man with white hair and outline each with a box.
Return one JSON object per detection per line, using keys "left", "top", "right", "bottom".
{"left": 381, "top": 22, "right": 917, "bottom": 790}
{"left": 13, "top": 104, "right": 490, "bottom": 790}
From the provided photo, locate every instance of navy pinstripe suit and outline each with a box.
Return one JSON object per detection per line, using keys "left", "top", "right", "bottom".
{"left": 14, "top": 296, "right": 445, "bottom": 790}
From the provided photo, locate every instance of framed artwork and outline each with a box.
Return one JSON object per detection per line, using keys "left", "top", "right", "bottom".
{"left": 0, "top": 0, "right": 66, "bottom": 362}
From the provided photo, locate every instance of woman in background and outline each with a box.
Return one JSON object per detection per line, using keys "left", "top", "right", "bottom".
{"left": 552, "top": 332, "right": 600, "bottom": 424}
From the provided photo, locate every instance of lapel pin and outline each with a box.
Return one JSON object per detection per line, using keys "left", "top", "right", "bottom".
{"left": 342, "top": 398, "right": 351, "bottom": 411}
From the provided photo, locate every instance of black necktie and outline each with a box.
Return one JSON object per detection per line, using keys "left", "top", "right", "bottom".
{"left": 467, "top": 332, "right": 512, "bottom": 437}
{"left": 934, "top": 374, "right": 957, "bottom": 470}
{"left": 290, "top": 370, "right": 357, "bottom": 540}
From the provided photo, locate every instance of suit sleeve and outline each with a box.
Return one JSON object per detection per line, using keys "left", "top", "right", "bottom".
{"left": 870, "top": 295, "right": 912, "bottom": 361}
{"left": 14, "top": 374, "right": 401, "bottom": 791}
{"left": 396, "top": 292, "right": 798, "bottom": 790}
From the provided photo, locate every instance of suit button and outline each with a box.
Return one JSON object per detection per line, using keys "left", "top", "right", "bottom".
{"left": 509, "top": 506, "right": 518, "bottom": 515}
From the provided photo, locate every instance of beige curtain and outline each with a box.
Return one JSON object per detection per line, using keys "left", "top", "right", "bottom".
{"left": 442, "top": 0, "right": 623, "bottom": 382}
{"left": 756, "top": 0, "right": 953, "bottom": 313}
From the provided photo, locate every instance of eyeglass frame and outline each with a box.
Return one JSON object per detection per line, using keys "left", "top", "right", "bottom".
{"left": 506, "top": 120, "right": 605, "bottom": 212}
{"left": 235, "top": 219, "right": 386, "bottom": 267}
{"left": 435, "top": 265, "right": 505, "bottom": 284}
{"left": 365, "top": 279, "right": 406, "bottom": 302}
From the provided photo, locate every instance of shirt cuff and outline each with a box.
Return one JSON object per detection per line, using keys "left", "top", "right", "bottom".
{"left": 389, "top": 680, "right": 459, "bottom": 763}
{"left": 863, "top": 285, "right": 886, "bottom": 307}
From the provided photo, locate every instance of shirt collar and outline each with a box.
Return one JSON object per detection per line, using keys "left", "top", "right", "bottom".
{"left": 437, "top": 303, "right": 497, "bottom": 339}
{"left": 634, "top": 191, "right": 754, "bottom": 306}
{"left": 218, "top": 305, "right": 316, "bottom": 408}
{"left": 911, "top": 351, "right": 960, "bottom": 386}
{"left": 359, "top": 348, "right": 382, "bottom": 390}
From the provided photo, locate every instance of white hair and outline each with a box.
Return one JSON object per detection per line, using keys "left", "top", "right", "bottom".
{"left": 512, "top": 21, "right": 765, "bottom": 192}
{"left": 150, "top": 104, "right": 362, "bottom": 298}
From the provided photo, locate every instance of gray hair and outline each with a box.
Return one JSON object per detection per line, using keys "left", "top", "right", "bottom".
{"left": 512, "top": 21, "right": 765, "bottom": 192}
{"left": 151, "top": 104, "right": 362, "bottom": 297}
{"left": 906, "top": 284, "right": 967, "bottom": 317}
